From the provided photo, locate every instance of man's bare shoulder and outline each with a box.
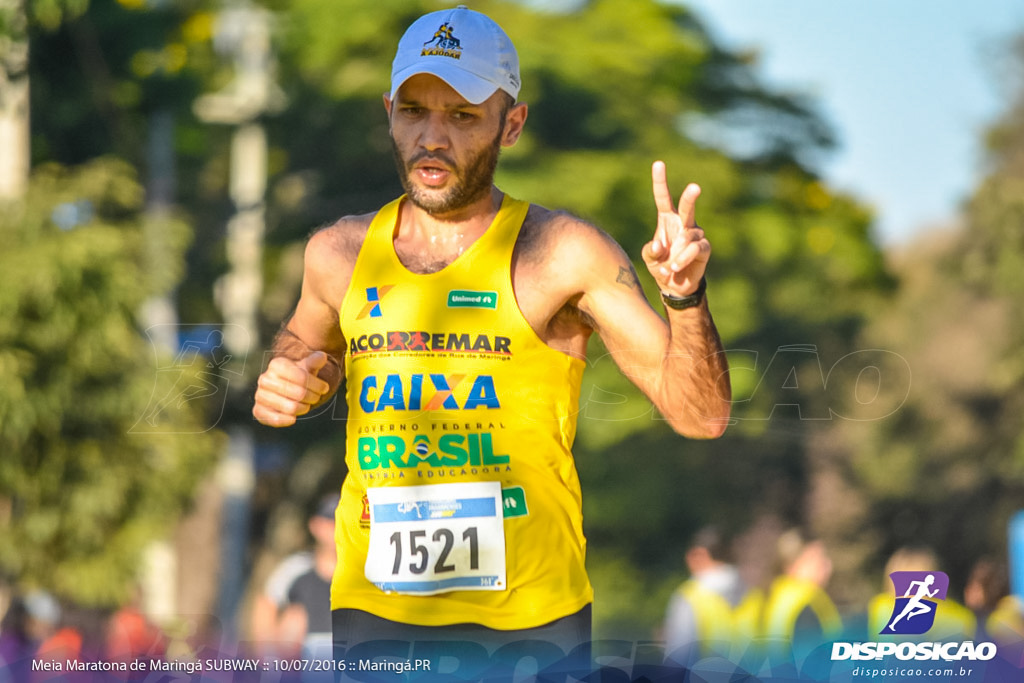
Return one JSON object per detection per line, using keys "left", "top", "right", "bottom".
{"left": 307, "top": 212, "right": 375, "bottom": 264}
{"left": 519, "top": 203, "right": 629, "bottom": 268}
{"left": 301, "top": 212, "right": 376, "bottom": 307}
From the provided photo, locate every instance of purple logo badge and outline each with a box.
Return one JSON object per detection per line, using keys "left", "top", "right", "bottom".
{"left": 882, "top": 571, "right": 949, "bottom": 635}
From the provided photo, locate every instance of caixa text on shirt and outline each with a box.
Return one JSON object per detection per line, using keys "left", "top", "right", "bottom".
{"left": 350, "top": 330, "right": 512, "bottom": 357}
{"left": 359, "top": 373, "right": 500, "bottom": 413}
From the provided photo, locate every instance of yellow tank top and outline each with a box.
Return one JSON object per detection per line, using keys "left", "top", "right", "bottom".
{"left": 330, "top": 194, "right": 593, "bottom": 629}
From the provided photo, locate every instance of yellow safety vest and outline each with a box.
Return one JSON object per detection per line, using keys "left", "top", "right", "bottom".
{"left": 678, "top": 581, "right": 764, "bottom": 658}
{"left": 986, "top": 595, "right": 1024, "bottom": 645}
{"left": 762, "top": 575, "right": 842, "bottom": 644}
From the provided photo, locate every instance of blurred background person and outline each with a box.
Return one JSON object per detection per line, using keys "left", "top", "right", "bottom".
{"left": 964, "top": 556, "right": 1009, "bottom": 639}
{"left": 761, "top": 529, "right": 841, "bottom": 663}
{"left": 250, "top": 493, "right": 337, "bottom": 658}
{"left": 986, "top": 593, "right": 1024, "bottom": 647}
{"left": 663, "top": 526, "right": 762, "bottom": 668}
{"left": 277, "top": 493, "right": 337, "bottom": 659}
{"left": 250, "top": 550, "right": 313, "bottom": 652}
{"left": 0, "top": 591, "right": 60, "bottom": 682}
{"left": 105, "top": 585, "right": 167, "bottom": 664}
{"left": 962, "top": 556, "right": 1024, "bottom": 647}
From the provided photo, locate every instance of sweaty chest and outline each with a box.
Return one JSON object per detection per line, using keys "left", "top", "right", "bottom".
{"left": 345, "top": 197, "right": 589, "bottom": 359}
{"left": 392, "top": 236, "right": 474, "bottom": 277}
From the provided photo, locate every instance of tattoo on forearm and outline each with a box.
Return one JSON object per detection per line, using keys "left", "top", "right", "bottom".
{"left": 616, "top": 264, "right": 641, "bottom": 290}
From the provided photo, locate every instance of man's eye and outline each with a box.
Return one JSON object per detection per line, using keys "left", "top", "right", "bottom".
{"left": 453, "top": 111, "right": 476, "bottom": 121}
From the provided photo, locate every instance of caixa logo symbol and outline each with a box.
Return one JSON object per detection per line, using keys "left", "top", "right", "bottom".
{"left": 882, "top": 571, "right": 949, "bottom": 635}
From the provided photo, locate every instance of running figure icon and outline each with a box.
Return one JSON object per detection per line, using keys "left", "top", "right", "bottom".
{"left": 887, "top": 574, "right": 939, "bottom": 632}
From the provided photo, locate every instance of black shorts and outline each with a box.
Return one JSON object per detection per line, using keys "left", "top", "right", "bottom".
{"left": 331, "top": 605, "right": 592, "bottom": 682}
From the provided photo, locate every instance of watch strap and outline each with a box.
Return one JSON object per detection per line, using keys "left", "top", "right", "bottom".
{"left": 661, "top": 276, "right": 707, "bottom": 310}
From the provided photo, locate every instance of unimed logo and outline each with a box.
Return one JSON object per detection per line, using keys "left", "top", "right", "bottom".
{"left": 882, "top": 571, "right": 949, "bottom": 635}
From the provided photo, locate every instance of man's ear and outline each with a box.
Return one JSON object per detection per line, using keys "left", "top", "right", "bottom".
{"left": 383, "top": 92, "right": 393, "bottom": 117}
{"left": 501, "top": 102, "right": 528, "bottom": 147}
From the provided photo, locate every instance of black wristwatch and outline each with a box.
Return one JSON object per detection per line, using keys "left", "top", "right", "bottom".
{"left": 661, "top": 276, "right": 707, "bottom": 310}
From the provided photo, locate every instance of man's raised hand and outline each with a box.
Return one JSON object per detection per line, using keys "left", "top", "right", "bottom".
{"left": 641, "top": 160, "right": 711, "bottom": 297}
{"left": 253, "top": 351, "right": 333, "bottom": 427}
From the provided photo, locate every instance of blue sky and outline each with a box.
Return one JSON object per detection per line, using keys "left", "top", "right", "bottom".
{"left": 680, "top": 0, "right": 1024, "bottom": 245}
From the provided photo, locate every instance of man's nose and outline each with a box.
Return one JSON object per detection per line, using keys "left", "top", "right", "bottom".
{"left": 419, "top": 112, "right": 450, "bottom": 151}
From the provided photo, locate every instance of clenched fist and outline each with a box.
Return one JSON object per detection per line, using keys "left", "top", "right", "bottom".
{"left": 253, "top": 351, "right": 334, "bottom": 427}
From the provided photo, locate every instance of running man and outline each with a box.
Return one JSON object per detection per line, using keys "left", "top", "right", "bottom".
{"left": 253, "top": 5, "right": 731, "bottom": 676}
{"left": 887, "top": 574, "right": 940, "bottom": 632}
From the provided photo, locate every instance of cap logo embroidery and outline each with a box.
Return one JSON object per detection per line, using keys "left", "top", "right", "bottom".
{"left": 421, "top": 22, "right": 463, "bottom": 59}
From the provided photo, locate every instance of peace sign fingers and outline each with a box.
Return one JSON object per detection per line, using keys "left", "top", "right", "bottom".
{"left": 643, "top": 160, "right": 710, "bottom": 297}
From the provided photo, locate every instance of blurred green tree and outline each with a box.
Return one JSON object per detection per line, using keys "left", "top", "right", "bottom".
{"left": 962, "top": 32, "right": 1024, "bottom": 356}
{"left": 0, "top": 159, "right": 222, "bottom": 606}
{"left": 819, "top": 32, "right": 1024, "bottom": 604}
{"left": 0, "top": 0, "right": 226, "bottom": 610}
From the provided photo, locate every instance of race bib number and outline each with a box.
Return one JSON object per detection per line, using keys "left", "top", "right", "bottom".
{"left": 365, "top": 482, "right": 506, "bottom": 594}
